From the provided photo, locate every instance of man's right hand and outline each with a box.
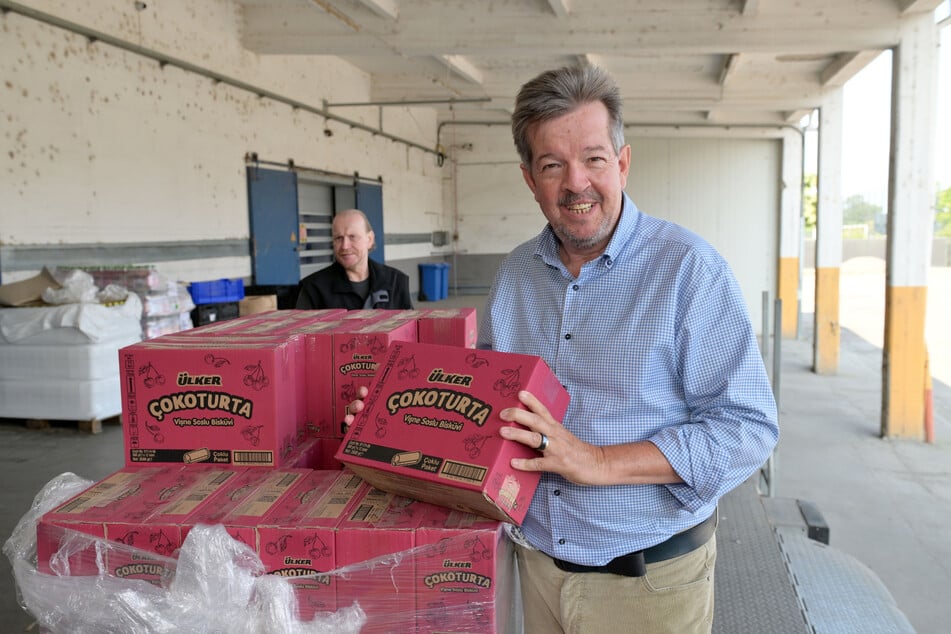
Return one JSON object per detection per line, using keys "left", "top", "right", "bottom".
{"left": 341, "top": 385, "right": 370, "bottom": 433}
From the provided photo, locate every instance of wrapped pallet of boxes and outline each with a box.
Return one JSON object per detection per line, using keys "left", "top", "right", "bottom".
{"left": 19, "top": 468, "right": 520, "bottom": 632}
{"left": 76, "top": 265, "right": 196, "bottom": 338}
{"left": 0, "top": 270, "right": 143, "bottom": 424}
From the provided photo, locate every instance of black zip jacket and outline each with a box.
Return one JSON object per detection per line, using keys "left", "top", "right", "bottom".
{"left": 295, "top": 259, "right": 413, "bottom": 310}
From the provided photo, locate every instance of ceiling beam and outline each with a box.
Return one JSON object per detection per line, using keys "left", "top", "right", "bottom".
{"left": 307, "top": 0, "right": 361, "bottom": 32}
{"left": 819, "top": 50, "right": 883, "bottom": 86}
{"left": 783, "top": 108, "right": 814, "bottom": 125}
{"left": 547, "top": 0, "right": 570, "bottom": 18}
{"left": 355, "top": 0, "right": 399, "bottom": 21}
{"left": 436, "top": 54, "right": 484, "bottom": 84}
{"left": 741, "top": 0, "right": 760, "bottom": 16}
{"left": 719, "top": 53, "right": 741, "bottom": 85}
{"left": 896, "top": 0, "right": 946, "bottom": 15}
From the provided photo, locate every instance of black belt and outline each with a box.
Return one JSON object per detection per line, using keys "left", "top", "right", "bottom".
{"left": 551, "top": 509, "right": 717, "bottom": 578}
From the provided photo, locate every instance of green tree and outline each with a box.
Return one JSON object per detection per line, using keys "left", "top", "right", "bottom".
{"left": 843, "top": 194, "right": 884, "bottom": 237}
{"left": 803, "top": 173, "right": 817, "bottom": 233}
{"left": 936, "top": 185, "right": 951, "bottom": 238}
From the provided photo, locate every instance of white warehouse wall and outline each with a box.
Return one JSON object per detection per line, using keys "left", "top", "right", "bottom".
{"left": 445, "top": 123, "right": 781, "bottom": 330}
{"left": 2, "top": 0, "right": 781, "bottom": 331}
{"left": 0, "top": 0, "right": 446, "bottom": 283}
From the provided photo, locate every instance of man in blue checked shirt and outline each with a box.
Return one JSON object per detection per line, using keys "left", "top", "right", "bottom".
{"left": 483, "top": 65, "right": 779, "bottom": 633}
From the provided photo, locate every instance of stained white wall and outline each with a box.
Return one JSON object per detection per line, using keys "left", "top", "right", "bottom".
{"left": 446, "top": 124, "right": 781, "bottom": 329}
{"left": 2, "top": 0, "right": 781, "bottom": 329}
{"left": 0, "top": 0, "right": 446, "bottom": 282}
{"left": 629, "top": 137, "right": 780, "bottom": 326}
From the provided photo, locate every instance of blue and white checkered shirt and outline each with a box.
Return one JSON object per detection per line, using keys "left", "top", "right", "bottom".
{"left": 478, "top": 194, "right": 779, "bottom": 566}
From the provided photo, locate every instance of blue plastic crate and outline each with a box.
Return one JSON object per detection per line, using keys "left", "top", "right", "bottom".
{"left": 188, "top": 278, "right": 245, "bottom": 304}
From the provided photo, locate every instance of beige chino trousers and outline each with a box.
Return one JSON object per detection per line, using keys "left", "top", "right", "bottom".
{"left": 515, "top": 534, "right": 716, "bottom": 634}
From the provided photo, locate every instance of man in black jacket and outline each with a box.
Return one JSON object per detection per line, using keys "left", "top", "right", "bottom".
{"left": 295, "top": 208, "right": 413, "bottom": 310}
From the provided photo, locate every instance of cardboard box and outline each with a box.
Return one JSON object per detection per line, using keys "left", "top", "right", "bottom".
{"left": 417, "top": 307, "right": 478, "bottom": 349}
{"left": 238, "top": 294, "right": 278, "bottom": 316}
{"left": 182, "top": 468, "right": 312, "bottom": 551}
{"left": 102, "top": 465, "right": 246, "bottom": 584}
{"left": 0, "top": 267, "right": 61, "bottom": 307}
{"left": 334, "top": 485, "right": 427, "bottom": 634}
{"left": 119, "top": 337, "right": 301, "bottom": 467}
{"left": 257, "top": 470, "right": 366, "bottom": 619}
{"left": 37, "top": 467, "right": 169, "bottom": 575}
{"left": 37, "top": 465, "right": 245, "bottom": 582}
{"left": 414, "top": 506, "right": 515, "bottom": 634}
{"left": 140, "top": 332, "right": 311, "bottom": 453}
{"left": 336, "top": 341, "right": 570, "bottom": 524}
{"left": 329, "top": 317, "right": 419, "bottom": 436}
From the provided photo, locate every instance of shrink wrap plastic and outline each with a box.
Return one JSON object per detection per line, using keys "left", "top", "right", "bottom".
{"left": 6, "top": 473, "right": 514, "bottom": 633}
{"left": 4, "top": 473, "right": 366, "bottom": 634}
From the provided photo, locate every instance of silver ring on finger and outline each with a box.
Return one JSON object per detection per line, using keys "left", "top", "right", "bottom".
{"left": 535, "top": 432, "right": 549, "bottom": 452}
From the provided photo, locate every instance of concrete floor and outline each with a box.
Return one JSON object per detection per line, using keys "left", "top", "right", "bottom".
{"left": 3, "top": 271, "right": 951, "bottom": 633}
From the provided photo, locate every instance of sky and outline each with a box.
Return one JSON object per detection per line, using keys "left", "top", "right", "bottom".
{"left": 805, "top": 15, "right": 951, "bottom": 208}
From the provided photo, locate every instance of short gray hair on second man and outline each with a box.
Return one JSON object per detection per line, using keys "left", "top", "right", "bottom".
{"left": 511, "top": 65, "right": 625, "bottom": 168}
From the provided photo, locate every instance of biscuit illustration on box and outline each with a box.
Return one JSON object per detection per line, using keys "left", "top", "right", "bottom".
{"left": 183, "top": 448, "right": 211, "bottom": 464}
{"left": 391, "top": 450, "right": 423, "bottom": 467}
{"left": 336, "top": 341, "right": 570, "bottom": 524}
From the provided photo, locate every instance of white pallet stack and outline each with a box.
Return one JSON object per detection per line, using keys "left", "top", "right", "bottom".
{"left": 0, "top": 294, "right": 143, "bottom": 426}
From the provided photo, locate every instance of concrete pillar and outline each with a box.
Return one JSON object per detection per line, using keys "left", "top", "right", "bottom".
{"left": 813, "top": 89, "right": 843, "bottom": 375}
{"left": 882, "top": 12, "right": 938, "bottom": 439}
{"left": 779, "top": 128, "right": 804, "bottom": 338}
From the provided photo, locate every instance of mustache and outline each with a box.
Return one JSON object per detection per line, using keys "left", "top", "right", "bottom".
{"left": 558, "top": 191, "right": 602, "bottom": 206}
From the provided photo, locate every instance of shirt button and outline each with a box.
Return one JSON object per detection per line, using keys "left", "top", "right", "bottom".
{"left": 564, "top": 333, "right": 571, "bottom": 340}
{"left": 553, "top": 489, "right": 561, "bottom": 496}
{"left": 572, "top": 284, "right": 579, "bottom": 291}
{"left": 559, "top": 538, "right": 566, "bottom": 545}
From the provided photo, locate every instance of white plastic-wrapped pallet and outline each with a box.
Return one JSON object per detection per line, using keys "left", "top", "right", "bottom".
{"left": 0, "top": 280, "right": 143, "bottom": 421}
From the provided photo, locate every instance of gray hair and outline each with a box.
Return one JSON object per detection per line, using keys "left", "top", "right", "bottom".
{"left": 511, "top": 65, "right": 625, "bottom": 167}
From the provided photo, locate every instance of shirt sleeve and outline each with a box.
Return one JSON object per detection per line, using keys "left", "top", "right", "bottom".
{"left": 649, "top": 255, "right": 779, "bottom": 511}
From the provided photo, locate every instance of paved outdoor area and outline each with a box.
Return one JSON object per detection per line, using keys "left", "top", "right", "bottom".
{"left": 1, "top": 263, "right": 949, "bottom": 632}
{"left": 785, "top": 263, "right": 951, "bottom": 634}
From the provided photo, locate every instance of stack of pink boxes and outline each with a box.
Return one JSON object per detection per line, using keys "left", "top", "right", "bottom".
{"left": 35, "top": 305, "right": 561, "bottom": 632}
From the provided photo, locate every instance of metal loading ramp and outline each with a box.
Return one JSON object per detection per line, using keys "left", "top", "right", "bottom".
{"left": 713, "top": 479, "right": 914, "bottom": 634}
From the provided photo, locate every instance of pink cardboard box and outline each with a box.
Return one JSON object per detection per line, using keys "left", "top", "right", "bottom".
{"left": 37, "top": 466, "right": 243, "bottom": 582}
{"left": 210, "top": 468, "right": 313, "bottom": 551}
{"left": 417, "top": 307, "right": 478, "bottom": 349}
{"left": 329, "top": 317, "right": 418, "bottom": 436}
{"left": 336, "top": 341, "right": 570, "bottom": 524}
{"left": 120, "top": 337, "right": 300, "bottom": 467}
{"left": 148, "top": 332, "right": 311, "bottom": 450}
{"left": 414, "top": 506, "right": 516, "bottom": 634}
{"left": 37, "top": 467, "right": 171, "bottom": 575}
{"left": 258, "top": 470, "right": 367, "bottom": 619}
{"left": 184, "top": 309, "right": 345, "bottom": 336}
{"left": 181, "top": 468, "right": 297, "bottom": 547}
{"left": 289, "top": 319, "right": 348, "bottom": 438}
{"left": 334, "top": 485, "right": 428, "bottom": 634}
{"left": 102, "top": 465, "right": 246, "bottom": 584}
{"left": 285, "top": 435, "right": 345, "bottom": 470}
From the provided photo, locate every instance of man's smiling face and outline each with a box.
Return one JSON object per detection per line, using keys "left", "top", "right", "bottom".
{"left": 521, "top": 101, "right": 631, "bottom": 258}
